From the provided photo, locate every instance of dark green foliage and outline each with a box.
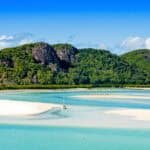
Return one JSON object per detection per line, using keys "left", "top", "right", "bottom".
{"left": 53, "top": 44, "right": 76, "bottom": 51}
{"left": 0, "top": 43, "right": 149, "bottom": 86}
{"left": 121, "top": 49, "right": 150, "bottom": 73}
{"left": 121, "top": 49, "right": 150, "bottom": 84}
{"left": 66, "top": 49, "right": 148, "bottom": 84}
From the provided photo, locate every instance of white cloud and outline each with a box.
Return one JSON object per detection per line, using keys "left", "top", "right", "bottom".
{"left": 121, "top": 37, "right": 145, "bottom": 50}
{"left": 0, "top": 35, "right": 14, "bottom": 41}
{"left": 0, "top": 33, "right": 35, "bottom": 50}
{"left": 145, "top": 38, "right": 150, "bottom": 49}
{"left": 19, "top": 39, "right": 33, "bottom": 45}
{"left": 0, "top": 41, "right": 11, "bottom": 49}
{"left": 0, "top": 35, "right": 14, "bottom": 49}
{"left": 119, "top": 36, "right": 150, "bottom": 54}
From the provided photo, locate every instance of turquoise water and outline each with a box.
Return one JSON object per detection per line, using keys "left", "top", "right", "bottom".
{"left": 1, "top": 125, "right": 150, "bottom": 150}
{"left": 0, "top": 89, "right": 150, "bottom": 109}
{"left": 0, "top": 88, "right": 150, "bottom": 150}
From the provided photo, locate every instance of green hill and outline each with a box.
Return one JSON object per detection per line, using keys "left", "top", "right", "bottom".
{"left": 121, "top": 49, "right": 150, "bottom": 74}
{"left": 0, "top": 42, "right": 149, "bottom": 86}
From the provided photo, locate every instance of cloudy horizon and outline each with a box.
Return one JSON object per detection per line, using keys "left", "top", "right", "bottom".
{"left": 0, "top": 33, "right": 150, "bottom": 54}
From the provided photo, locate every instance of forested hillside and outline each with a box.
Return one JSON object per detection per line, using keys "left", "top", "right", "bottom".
{"left": 0, "top": 42, "right": 149, "bottom": 86}
{"left": 121, "top": 49, "right": 150, "bottom": 74}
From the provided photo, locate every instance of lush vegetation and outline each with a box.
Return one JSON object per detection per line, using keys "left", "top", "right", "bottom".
{"left": 1, "top": 84, "right": 150, "bottom": 90}
{"left": 0, "top": 42, "right": 149, "bottom": 89}
{"left": 121, "top": 49, "right": 150, "bottom": 74}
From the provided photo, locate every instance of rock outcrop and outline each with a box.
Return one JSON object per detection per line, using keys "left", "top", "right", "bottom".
{"left": 32, "top": 42, "right": 59, "bottom": 66}
{"left": 0, "top": 58, "right": 13, "bottom": 67}
{"left": 53, "top": 44, "right": 78, "bottom": 64}
{"left": 31, "top": 42, "right": 79, "bottom": 71}
{"left": 32, "top": 42, "right": 60, "bottom": 71}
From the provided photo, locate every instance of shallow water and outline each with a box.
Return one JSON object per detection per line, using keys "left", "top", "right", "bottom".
{"left": 1, "top": 124, "right": 150, "bottom": 150}
{"left": 0, "top": 88, "right": 150, "bottom": 150}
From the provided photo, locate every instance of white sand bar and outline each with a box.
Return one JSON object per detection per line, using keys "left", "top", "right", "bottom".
{"left": 0, "top": 100, "right": 61, "bottom": 116}
{"left": 73, "top": 94, "right": 150, "bottom": 100}
{"left": 106, "top": 108, "right": 150, "bottom": 121}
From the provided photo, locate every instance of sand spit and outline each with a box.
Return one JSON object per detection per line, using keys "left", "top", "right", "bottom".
{"left": 73, "top": 94, "right": 150, "bottom": 100}
{"left": 0, "top": 100, "right": 61, "bottom": 116}
{"left": 106, "top": 108, "right": 150, "bottom": 121}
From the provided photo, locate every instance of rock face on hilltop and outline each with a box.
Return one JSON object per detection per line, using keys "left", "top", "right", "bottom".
{"left": 53, "top": 44, "right": 78, "bottom": 64}
{"left": 31, "top": 43, "right": 79, "bottom": 71}
{"left": 32, "top": 42, "right": 59, "bottom": 65}
{"left": 32, "top": 42, "right": 60, "bottom": 72}
{"left": 0, "top": 58, "right": 13, "bottom": 67}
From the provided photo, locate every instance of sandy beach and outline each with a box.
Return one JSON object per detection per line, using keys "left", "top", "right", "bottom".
{"left": 106, "top": 108, "right": 150, "bottom": 121}
{"left": 0, "top": 100, "right": 61, "bottom": 116}
{"left": 0, "top": 88, "right": 89, "bottom": 94}
{"left": 73, "top": 94, "right": 150, "bottom": 100}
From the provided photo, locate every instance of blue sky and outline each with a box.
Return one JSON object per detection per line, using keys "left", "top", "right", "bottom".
{"left": 0, "top": 0, "right": 150, "bottom": 54}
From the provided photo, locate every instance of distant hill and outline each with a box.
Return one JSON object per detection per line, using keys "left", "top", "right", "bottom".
{"left": 121, "top": 49, "right": 150, "bottom": 74}
{"left": 0, "top": 42, "right": 149, "bottom": 85}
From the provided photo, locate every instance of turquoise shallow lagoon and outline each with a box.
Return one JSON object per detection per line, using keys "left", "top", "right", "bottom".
{"left": 0, "top": 88, "right": 150, "bottom": 150}
{"left": 1, "top": 124, "right": 150, "bottom": 150}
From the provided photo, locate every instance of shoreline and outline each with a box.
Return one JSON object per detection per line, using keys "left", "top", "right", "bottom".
{"left": 0, "top": 88, "right": 89, "bottom": 93}
{"left": 0, "top": 87, "right": 149, "bottom": 93}
{"left": 0, "top": 100, "right": 61, "bottom": 116}
{"left": 0, "top": 84, "right": 150, "bottom": 91}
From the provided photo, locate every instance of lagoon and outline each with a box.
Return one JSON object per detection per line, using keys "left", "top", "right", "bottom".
{"left": 0, "top": 88, "right": 150, "bottom": 150}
